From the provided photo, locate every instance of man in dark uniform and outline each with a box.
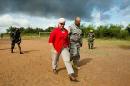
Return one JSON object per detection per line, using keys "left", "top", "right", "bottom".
{"left": 88, "top": 30, "right": 95, "bottom": 49}
{"left": 0, "top": 33, "right": 3, "bottom": 39}
{"left": 10, "top": 28, "right": 23, "bottom": 54}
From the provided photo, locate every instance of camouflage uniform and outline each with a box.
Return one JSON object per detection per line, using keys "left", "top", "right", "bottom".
{"left": 88, "top": 32, "right": 95, "bottom": 49}
{"left": 69, "top": 24, "right": 82, "bottom": 67}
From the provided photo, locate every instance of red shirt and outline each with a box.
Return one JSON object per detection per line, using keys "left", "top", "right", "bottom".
{"left": 49, "top": 27, "right": 69, "bottom": 53}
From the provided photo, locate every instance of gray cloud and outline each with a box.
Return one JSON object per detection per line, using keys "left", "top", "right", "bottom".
{"left": 0, "top": 0, "right": 129, "bottom": 20}
{"left": 120, "top": 0, "right": 130, "bottom": 9}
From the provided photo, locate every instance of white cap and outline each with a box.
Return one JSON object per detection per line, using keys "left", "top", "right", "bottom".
{"left": 58, "top": 18, "right": 66, "bottom": 23}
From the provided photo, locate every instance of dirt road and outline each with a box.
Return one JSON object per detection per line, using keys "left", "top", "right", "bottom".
{"left": 0, "top": 38, "right": 130, "bottom": 86}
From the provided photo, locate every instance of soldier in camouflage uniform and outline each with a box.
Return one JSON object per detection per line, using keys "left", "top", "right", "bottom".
{"left": 88, "top": 30, "right": 95, "bottom": 49}
{"left": 10, "top": 28, "right": 23, "bottom": 54}
{"left": 69, "top": 17, "right": 82, "bottom": 69}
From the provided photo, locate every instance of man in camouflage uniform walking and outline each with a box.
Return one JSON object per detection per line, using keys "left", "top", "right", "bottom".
{"left": 10, "top": 28, "right": 23, "bottom": 54}
{"left": 68, "top": 17, "right": 82, "bottom": 69}
{"left": 88, "top": 30, "right": 95, "bottom": 49}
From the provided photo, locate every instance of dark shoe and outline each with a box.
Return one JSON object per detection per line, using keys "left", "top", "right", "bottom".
{"left": 53, "top": 69, "right": 58, "bottom": 74}
{"left": 11, "top": 49, "right": 13, "bottom": 53}
{"left": 20, "top": 52, "right": 23, "bottom": 54}
{"left": 69, "top": 74, "right": 78, "bottom": 82}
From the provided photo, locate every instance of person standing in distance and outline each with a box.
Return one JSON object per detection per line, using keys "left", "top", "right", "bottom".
{"left": 10, "top": 28, "right": 23, "bottom": 54}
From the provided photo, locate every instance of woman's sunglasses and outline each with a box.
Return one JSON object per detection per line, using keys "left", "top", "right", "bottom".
{"left": 60, "top": 23, "right": 65, "bottom": 25}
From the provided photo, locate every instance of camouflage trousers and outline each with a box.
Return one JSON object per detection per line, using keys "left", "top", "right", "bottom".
{"left": 69, "top": 43, "right": 81, "bottom": 67}
{"left": 88, "top": 40, "right": 94, "bottom": 49}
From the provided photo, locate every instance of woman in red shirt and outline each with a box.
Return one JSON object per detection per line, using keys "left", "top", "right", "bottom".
{"left": 49, "top": 18, "right": 77, "bottom": 81}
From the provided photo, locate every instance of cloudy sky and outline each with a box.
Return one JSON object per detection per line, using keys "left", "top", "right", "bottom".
{"left": 0, "top": 0, "right": 130, "bottom": 33}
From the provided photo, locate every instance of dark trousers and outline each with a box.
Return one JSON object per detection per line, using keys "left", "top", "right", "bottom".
{"left": 11, "top": 39, "right": 21, "bottom": 53}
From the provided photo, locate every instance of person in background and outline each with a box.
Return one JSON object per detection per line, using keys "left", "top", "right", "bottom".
{"left": 10, "top": 28, "right": 23, "bottom": 54}
{"left": 88, "top": 30, "right": 95, "bottom": 49}
{"left": 0, "top": 33, "right": 3, "bottom": 39}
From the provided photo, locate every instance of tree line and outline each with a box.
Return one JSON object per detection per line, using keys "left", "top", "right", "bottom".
{"left": 81, "top": 24, "right": 130, "bottom": 40}
{"left": 6, "top": 26, "right": 53, "bottom": 34}
{"left": 6, "top": 24, "right": 130, "bottom": 40}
